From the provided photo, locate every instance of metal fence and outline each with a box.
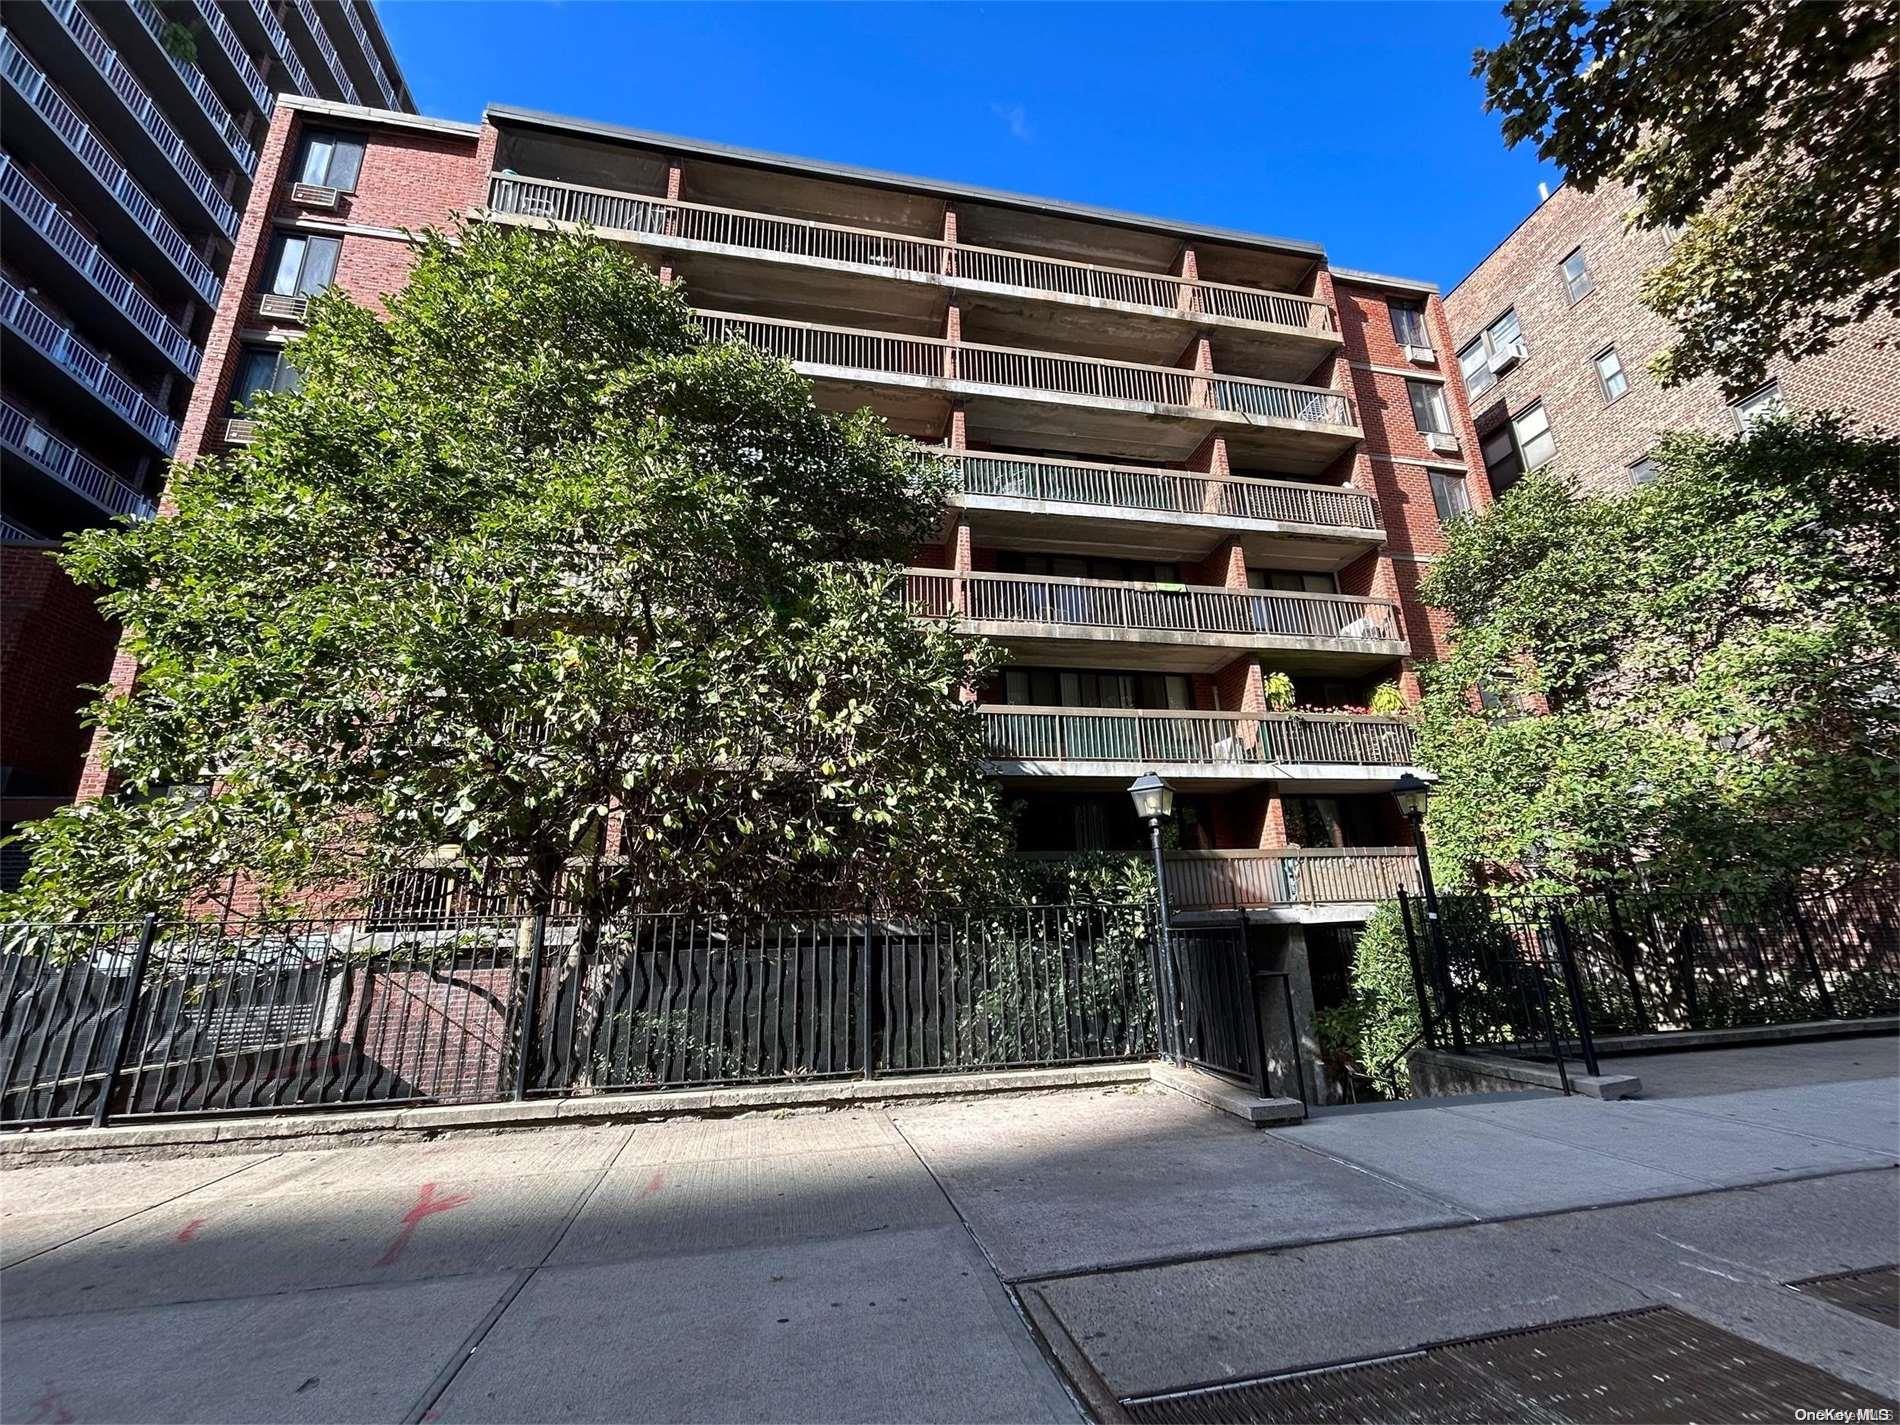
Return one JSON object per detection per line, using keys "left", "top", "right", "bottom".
{"left": 0, "top": 904, "right": 1159, "bottom": 1129}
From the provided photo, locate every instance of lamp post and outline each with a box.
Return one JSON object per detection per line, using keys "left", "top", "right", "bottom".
{"left": 1128, "top": 772, "right": 1184, "bottom": 1065}
{"left": 1393, "top": 771, "right": 1460, "bottom": 1048}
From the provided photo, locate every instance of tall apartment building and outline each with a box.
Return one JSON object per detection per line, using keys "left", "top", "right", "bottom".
{"left": 72, "top": 98, "right": 1493, "bottom": 1073}
{"left": 1446, "top": 180, "right": 1900, "bottom": 496}
{"left": 0, "top": 0, "right": 412, "bottom": 846}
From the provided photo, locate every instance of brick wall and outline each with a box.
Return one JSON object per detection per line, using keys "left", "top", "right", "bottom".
{"left": 1445, "top": 179, "right": 1900, "bottom": 495}
{"left": 2, "top": 545, "right": 116, "bottom": 802}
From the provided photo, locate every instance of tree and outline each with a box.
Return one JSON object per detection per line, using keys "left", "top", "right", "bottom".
{"left": 1476, "top": 1, "right": 1898, "bottom": 396}
{"left": 1415, "top": 412, "right": 1900, "bottom": 895}
{"left": 4, "top": 224, "right": 1009, "bottom": 923}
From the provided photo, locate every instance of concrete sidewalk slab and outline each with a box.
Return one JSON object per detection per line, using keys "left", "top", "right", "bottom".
{"left": 247, "top": 1124, "right": 632, "bottom": 1196}
{"left": 1646, "top": 1078, "right": 1900, "bottom": 1155}
{"left": 433, "top": 1225, "right": 1075, "bottom": 1424}
{"left": 609, "top": 1109, "right": 910, "bottom": 1166}
{"left": 893, "top": 1089, "right": 1459, "bottom": 1279}
{"left": 0, "top": 1271, "right": 518, "bottom": 1425}
{"left": 1603, "top": 1036, "right": 1899, "bottom": 1097}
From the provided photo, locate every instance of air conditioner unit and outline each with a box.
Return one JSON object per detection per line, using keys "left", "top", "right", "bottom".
{"left": 1489, "top": 341, "right": 1527, "bottom": 376}
{"left": 1402, "top": 344, "right": 1436, "bottom": 365}
{"left": 1426, "top": 431, "right": 1462, "bottom": 455}
{"left": 257, "top": 292, "right": 310, "bottom": 323}
{"left": 288, "top": 182, "right": 340, "bottom": 210}
{"left": 224, "top": 418, "right": 258, "bottom": 446}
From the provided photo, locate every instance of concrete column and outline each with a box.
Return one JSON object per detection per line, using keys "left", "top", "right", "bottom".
{"left": 1254, "top": 922, "right": 1324, "bottom": 1105}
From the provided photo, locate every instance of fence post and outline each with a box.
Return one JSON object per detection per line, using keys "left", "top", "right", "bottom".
{"left": 1548, "top": 910, "right": 1600, "bottom": 1078}
{"left": 1602, "top": 888, "right": 1649, "bottom": 1033}
{"left": 511, "top": 909, "right": 547, "bottom": 1102}
{"left": 860, "top": 904, "right": 878, "bottom": 1078}
{"left": 1785, "top": 894, "right": 1839, "bottom": 1021}
{"left": 1396, "top": 889, "right": 1437, "bottom": 1051}
{"left": 92, "top": 913, "right": 157, "bottom": 1129}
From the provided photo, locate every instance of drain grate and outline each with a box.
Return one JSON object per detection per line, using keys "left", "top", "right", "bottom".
{"left": 1121, "top": 1307, "right": 1896, "bottom": 1424}
{"left": 1791, "top": 1265, "right": 1900, "bottom": 1329}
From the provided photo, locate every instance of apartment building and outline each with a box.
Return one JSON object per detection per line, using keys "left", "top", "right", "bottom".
{"left": 72, "top": 98, "right": 1493, "bottom": 1067}
{"left": 0, "top": 0, "right": 412, "bottom": 853}
{"left": 1446, "top": 180, "right": 1900, "bottom": 496}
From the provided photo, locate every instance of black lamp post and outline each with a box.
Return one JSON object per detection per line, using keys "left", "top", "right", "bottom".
{"left": 1128, "top": 772, "right": 1184, "bottom": 1065}
{"left": 1394, "top": 771, "right": 1460, "bottom": 1047}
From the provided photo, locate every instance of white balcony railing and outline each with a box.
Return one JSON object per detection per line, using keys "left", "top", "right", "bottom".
{"left": 48, "top": 0, "right": 239, "bottom": 235}
{"left": 0, "top": 397, "right": 157, "bottom": 518}
{"left": 485, "top": 173, "right": 1337, "bottom": 335}
{"left": 1165, "top": 848, "right": 1422, "bottom": 910}
{"left": 0, "top": 154, "right": 202, "bottom": 375}
{"left": 287, "top": 0, "right": 358, "bottom": 104}
{"left": 946, "top": 450, "right": 1380, "bottom": 532}
{"left": 0, "top": 277, "right": 179, "bottom": 451}
{"left": 330, "top": 0, "right": 397, "bottom": 108}
{"left": 243, "top": 0, "right": 314, "bottom": 96}
{"left": 700, "top": 311, "right": 1357, "bottom": 427}
{"left": 1, "top": 34, "right": 222, "bottom": 302}
{"left": 980, "top": 706, "right": 1418, "bottom": 768}
{"left": 907, "top": 570, "right": 1403, "bottom": 644}
{"left": 189, "top": 0, "right": 272, "bottom": 111}
{"left": 129, "top": 0, "right": 256, "bottom": 173}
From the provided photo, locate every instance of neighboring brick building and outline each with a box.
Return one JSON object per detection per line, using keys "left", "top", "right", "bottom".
{"left": 1445, "top": 180, "right": 1900, "bottom": 496}
{"left": 71, "top": 98, "right": 1495, "bottom": 1081}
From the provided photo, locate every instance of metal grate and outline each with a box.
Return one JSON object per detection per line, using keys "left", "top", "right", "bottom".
{"left": 1792, "top": 1266, "right": 1900, "bottom": 1330}
{"left": 1122, "top": 1307, "right": 1896, "bottom": 1424}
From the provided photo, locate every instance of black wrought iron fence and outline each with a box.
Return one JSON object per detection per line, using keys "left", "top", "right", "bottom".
{"left": 0, "top": 903, "right": 1159, "bottom": 1129}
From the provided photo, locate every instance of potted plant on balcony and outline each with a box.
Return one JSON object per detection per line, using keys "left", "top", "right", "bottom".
{"left": 1263, "top": 670, "right": 1296, "bottom": 712}
{"left": 1369, "top": 681, "right": 1406, "bottom": 716}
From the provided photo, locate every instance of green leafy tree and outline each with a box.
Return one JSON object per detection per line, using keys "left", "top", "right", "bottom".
{"left": 5, "top": 224, "right": 1009, "bottom": 923}
{"left": 1476, "top": 1, "right": 1898, "bottom": 396}
{"left": 1416, "top": 412, "right": 1900, "bottom": 895}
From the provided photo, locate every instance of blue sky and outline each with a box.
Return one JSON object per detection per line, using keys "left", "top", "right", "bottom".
{"left": 378, "top": 2, "right": 1559, "bottom": 291}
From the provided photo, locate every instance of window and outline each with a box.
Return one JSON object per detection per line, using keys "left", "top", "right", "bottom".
{"left": 1456, "top": 309, "right": 1526, "bottom": 397}
{"left": 1389, "top": 298, "right": 1430, "bottom": 349}
{"left": 1248, "top": 569, "right": 1338, "bottom": 594}
{"left": 998, "top": 552, "right": 1181, "bottom": 584}
{"left": 230, "top": 345, "right": 299, "bottom": 410}
{"left": 1406, "top": 379, "right": 1453, "bottom": 435}
{"left": 1002, "top": 667, "right": 1188, "bottom": 711}
{"left": 1429, "top": 469, "right": 1472, "bottom": 523}
{"left": 1732, "top": 381, "right": 1783, "bottom": 432}
{"left": 1628, "top": 455, "right": 1660, "bottom": 487}
{"left": 296, "top": 130, "right": 365, "bottom": 191}
{"left": 265, "top": 233, "right": 340, "bottom": 298}
{"left": 1479, "top": 403, "right": 1556, "bottom": 491}
{"left": 1512, "top": 402, "right": 1555, "bottom": 470}
{"left": 1560, "top": 247, "right": 1594, "bottom": 303}
{"left": 1593, "top": 347, "right": 1629, "bottom": 403}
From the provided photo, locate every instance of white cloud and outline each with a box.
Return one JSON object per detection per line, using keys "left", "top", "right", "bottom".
{"left": 990, "top": 102, "right": 1032, "bottom": 142}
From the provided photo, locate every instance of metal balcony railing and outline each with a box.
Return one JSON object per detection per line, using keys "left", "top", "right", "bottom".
{"left": 329, "top": 0, "right": 396, "bottom": 108}
{"left": 189, "top": 0, "right": 272, "bottom": 111}
{"left": 980, "top": 706, "right": 1418, "bottom": 768}
{"left": 945, "top": 450, "right": 1380, "bottom": 531}
{"left": 1, "top": 398, "right": 157, "bottom": 518}
{"left": 286, "top": 0, "right": 358, "bottom": 104}
{"left": 700, "top": 311, "right": 1357, "bottom": 426}
{"left": 0, "top": 277, "right": 180, "bottom": 452}
{"left": 243, "top": 0, "right": 314, "bottom": 96}
{"left": 1164, "top": 848, "right": 1422, "bottom": 911}
{"left": 48, "top": 0, "right": 239, "bottom": 236}
{"left": 129, "top": 0, "right": 256, "bottom": 173}
{"left": 1, "top": 33, "right": 221, "bottom": 302}
{"left": 485, "top": 173, "right": 1337, "bottom": 334}
{"left": 0, "top": 153, "right": 202, "bottom": 375}
{"left": 906, "top": 570, "right": 1403, "bottom": 644}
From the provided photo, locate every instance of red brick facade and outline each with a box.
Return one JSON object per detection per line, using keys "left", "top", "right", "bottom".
{"left": 2, "top": 545, "right": 116, "bottom": 815}
{"left": 1445, "top": 180, "right": 1900, "bottom": 495}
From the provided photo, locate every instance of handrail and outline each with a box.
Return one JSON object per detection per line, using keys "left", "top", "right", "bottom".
{"left": 485, "top": 172, "right": 1336, "bottom": 334}
{"left": 0, "top": 153, "right": 202, "bottom": 375}
{"left": 48, "top": 0, "right": 240, "bottom": 236}
{"left": 979, "top": 706, "right": 1419, "bottom": 768}
{"left": 329, "top": 0, "right": 397, "bottom": 108}
{"left": 242, "top": 0, "right": 314, "bottom": 97}
{"left": 0, "top": 397, "right": 157, "bottom": 518}
{"left": 905, "top": 569, "right": 1404, "bottom": 643}
{"left": 0, "top": 33, "right": 221, "bottom": 302}
{"left": 943, "top": 449, "right": 1380, "bottom": 531}
{"left": 285, "top": 0, "right": 359, "bottom": 105}
{"left": 1164, "top": 847, "right": 1423, "bottom": 910}
{"left": 0, "top": 277, "right": 179, "bottom": 451}
{"left": 699, "top": 310, "right": 1358, "bottom": 426}
{"left": 128, "top": 0, "right": 256, "bottom": 172}
{"left": 189, "top": 0, "right": 272, "bottom": 111}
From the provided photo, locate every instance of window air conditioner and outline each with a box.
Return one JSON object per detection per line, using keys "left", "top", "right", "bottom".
{"left": 1402, "top": 344, "right": 1436, "bottom": 365}
{"left": 289, "top": 182, "right": 340, "bottom": 210}
{"left": 1489, "top": 341, "right": 1526, "bottom": 375}
{"left": 257, "top": 293, "right": 310, "bottom": 323}
{"left": 1426, "top": 431, "right": 1461, "bottom": 455}
{"left": 224, "top": 418, "right": 258, "bottom": 446}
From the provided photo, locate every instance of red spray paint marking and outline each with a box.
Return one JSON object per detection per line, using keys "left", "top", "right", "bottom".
{"left": 25, "top": 1387, "right": 74, "bottom": 1424}
{"left": 641, "top": 1169, "right": 666, "bottom": 1199}
{"left": 175, "top": 1218, "right": 208, "bottom": 1243}
{"left": 375, "top": 1182, "right": 472, "bottom": 1267}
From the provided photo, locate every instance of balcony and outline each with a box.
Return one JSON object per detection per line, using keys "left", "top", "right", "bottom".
{"left": 483, "top": 173, "right": 1342, "bottom": 381}
{"left": 980, "top": 706, "right": 1419, "bottom": 787}
{"left": 699, "top": 310, "right": 1360, "bottom": 471}
{"left": 0, "top": 32, "right": 221, "bottom": 303}
{"left": 187, "top": 0, "right": 272, "bottom": 113}
{"left": 283, "top": 0, "right": 359, "bottom": 105}
{"left": 326, "top": 0, "right": 398, "bottom": 108}
{"left": 907, "top": 570, "right": 1404, "bottom": 672}
{"left": 232, "top": 0, "right": 314, "bottom": 98}
{"left": 1164, "top": 848, "right": 1422, "bottom": 916}
{"left": 0, "top": 276, "right": 179, "bottom": 453}
{"left": 0, "top": 153, "right": 202, "bottom": 376}
{"left": 113, "top": 0, "right": 257, "bottom": 174}
{"left": 1, "top": 397, "right": 156, "bottom": 520}
{"left": 944, "top": 449, "right": 1383, "bottom": 567}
